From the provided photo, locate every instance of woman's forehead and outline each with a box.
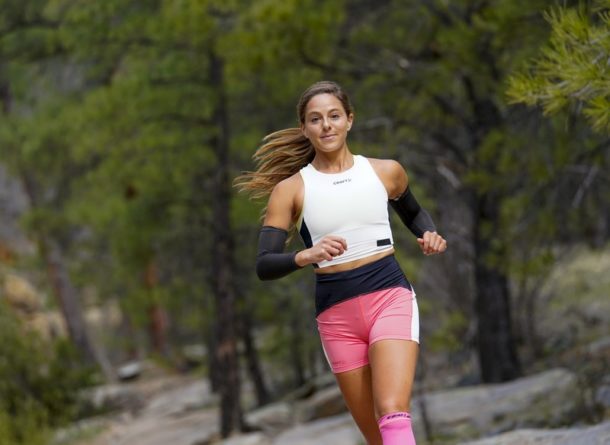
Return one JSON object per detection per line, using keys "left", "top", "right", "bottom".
{"left": 305, "top": 93, "right": 344, "bottom": 114}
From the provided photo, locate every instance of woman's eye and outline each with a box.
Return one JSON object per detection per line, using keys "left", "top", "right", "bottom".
{"left": 311, "top": 117, "right": 319, "bottom": 123}
{"left": 331, "top": 114, "right": 340, "bottom": 119}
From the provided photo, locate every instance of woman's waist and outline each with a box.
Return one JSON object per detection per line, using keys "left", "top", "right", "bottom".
{"left": 315, "top": 248, "right": 395, "bottom": 274}
{"left": 314, "top": 252, "right": 410, "bottom": 315}
{"left": 314, "top": 251, "right": 405, "bottom": 283}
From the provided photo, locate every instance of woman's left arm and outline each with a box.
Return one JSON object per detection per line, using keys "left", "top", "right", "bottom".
{"left": 370, "top": 158, "right": 447, "bottom": 256}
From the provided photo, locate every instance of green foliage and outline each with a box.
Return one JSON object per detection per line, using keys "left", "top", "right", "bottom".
{"left": 427, "top": 310, "right": 468, "bottom": 353}
{"left": 0, "top": 303, "right": 94, "bottom": 445}
{"left": 0, "top": 0, "right": 607, "bottom": 413}
{"left": 508, "top": 0, "right": 610, "bottom": 133}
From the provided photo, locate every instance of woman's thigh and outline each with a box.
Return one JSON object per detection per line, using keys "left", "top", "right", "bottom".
{"left": 369, "top": 339, "right": 419, "bottom": 417}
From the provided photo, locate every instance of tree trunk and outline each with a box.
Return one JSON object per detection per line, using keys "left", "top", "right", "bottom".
{"left": 290, "top": 310, "right": 306, "bottom": 388}
{"left": 209, "top": 47, "right": 243, "bottom": 437}
{"left": 144, "top": 260, "right": 170, "bottom": 357}
{"left": 239, "top": 310, "right": 271, "bottom": 406}
{"left": 0, "top": 77, "right": 114, "bottom": 380}
{"left": 207, "top": 321, "right": 221, "bottom": 393}
{"left": 473, "top": 193, "right": 521, "bottom": 382}
{"left": 42, "top": 237, "right": 115, "bottom": 380}
{"left": 44, "top": 239, "right": 96, "bottom": 362}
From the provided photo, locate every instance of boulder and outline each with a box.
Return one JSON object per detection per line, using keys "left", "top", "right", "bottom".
{"left": 182, "top": 343, "right": 207, "bottom": 367}
{"left": 588, "top": 336, "right": 610, "bottom": 356}
{"left": 411, "top": 368, "right": 585, "bottom": 442}
{"left": 79, "top": 383, "right": 146, "bottom": 416}
{"left": 294, "top": 385, "right": 348, "bottom": 423}
{"left": 245, "top": 401, "right": 294, "bottom": 432}
{"left": 117, "top": 361, "right": 143, "bottom": 381}
{"left": 220, "top": 432, "right": 271, "bottom": 445}
{"left": 116, "top": 408, "right": 219, "bottom": 445}
{"left": 273, "top": 413, "right": 361, "bottom": 445}
{"left": 282, "top": 372, "right": 336, "bottom": 402}
{"left": 143, "top": 379, "right": 217, "bottom": 417}
{"left": 459, "top": 419, "right": 610, "bottom": 445}
{"left": 595, "top": 374, "right": 610, "bottom": 414}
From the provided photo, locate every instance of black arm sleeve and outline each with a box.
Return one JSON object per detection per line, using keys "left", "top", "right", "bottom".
{"left": 256, "top": 226, "right": 302, "bottom": 281}
{"left": 389, "top": 187, "right": 436, "bottom": 238}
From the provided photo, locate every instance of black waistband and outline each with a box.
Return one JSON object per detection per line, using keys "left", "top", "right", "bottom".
{"left": 314, "top": 254, "right": 411, "bottom": 316}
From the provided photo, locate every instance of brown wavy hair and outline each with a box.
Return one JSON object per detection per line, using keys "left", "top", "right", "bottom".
{"left": 234, "top": 81, "right": 354, "bottom": 200}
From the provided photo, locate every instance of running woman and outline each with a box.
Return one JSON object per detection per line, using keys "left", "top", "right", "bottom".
{"left": 236, "top": 81, "right": 447, "bottom": 445}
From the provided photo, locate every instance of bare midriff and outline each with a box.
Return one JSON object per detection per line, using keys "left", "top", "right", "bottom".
{"left": 314, "top": 248, "right": 395, "bottom": 274}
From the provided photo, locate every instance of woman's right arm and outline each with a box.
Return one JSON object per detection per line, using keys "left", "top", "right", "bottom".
{"left": 256, "top": 177, "right": 346, "bottom": 280}
{"left": 256, "top": 179, "right": 300, "bottom": 281}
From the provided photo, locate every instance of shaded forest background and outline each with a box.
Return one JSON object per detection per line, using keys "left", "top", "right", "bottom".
{"left": 0, "top": 0, "right": 608, "bottom": 443}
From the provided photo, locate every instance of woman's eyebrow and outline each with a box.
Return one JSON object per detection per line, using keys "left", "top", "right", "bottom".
{"left": 307, "top": 108, "right": 342, "bottom": 116}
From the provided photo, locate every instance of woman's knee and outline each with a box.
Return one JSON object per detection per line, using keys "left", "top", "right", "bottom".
{"left": 375, "top": 399, "right": 411, "bottom": 418}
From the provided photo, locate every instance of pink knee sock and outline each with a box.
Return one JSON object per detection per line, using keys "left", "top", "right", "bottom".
{"left": 378, "top": 412, "right": 416, "bottom": 444}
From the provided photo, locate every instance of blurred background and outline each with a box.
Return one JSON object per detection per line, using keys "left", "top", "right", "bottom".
{"left": 0, "top": 0, "right": 608, "bottom": 444}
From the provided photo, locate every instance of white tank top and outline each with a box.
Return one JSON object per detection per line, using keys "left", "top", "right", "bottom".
{"left": 297, "top": 155, "right": 394, "bottom": 268}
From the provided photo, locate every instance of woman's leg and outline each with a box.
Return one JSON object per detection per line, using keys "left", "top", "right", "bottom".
{"left": 334, "top": 365, "right": 383, "bottom": 445}
{"left": 369, "top": 339, "right": 418, "bottom": 444}
{"left": 369, "top": 339, "right": 418, "bottom": 415}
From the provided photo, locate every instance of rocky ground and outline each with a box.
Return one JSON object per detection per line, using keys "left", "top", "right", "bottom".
{"left": 56, "top": 344, "right": 610, "bottom": 445}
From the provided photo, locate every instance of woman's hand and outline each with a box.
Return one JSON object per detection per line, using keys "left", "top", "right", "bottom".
{"left": 295, "top": 236, "right": 347, "bottom": 266}
{"left": 417, "top": 231, "right": 447, "bottom": 256}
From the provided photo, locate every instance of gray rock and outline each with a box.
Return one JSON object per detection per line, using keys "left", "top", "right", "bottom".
{"left": 588, "top": 336, "right": 610, "bottom": 356}
{"left": 294, "top": 385, "right": 348, "bottom": 423}
{"left": 220, "top": 432, "right": 271, "bottom": 445}
{"left": 144, "top": 380, "right": 217, "bottom": 417}
{"left": 595, "top": 384, "right": 610, "bottom": 409}
{"left": 182, "top": 344, "right": 207, "bottom": 366}
{"left": 410, "top": 368, "right": 584, "bottom": 442}
{"left": 282, "top": 372, "right": 336, "bottom": 402}
{"left": 459, "top": 419, "right": 610, "bottom": 445}
{"left": 52, "top": 416, "right": 109, "bottom": 445}
{"left": 117, "top": 361, "right": 142, "bottom": 381}
{"left": 80, "top": 383, "right": 145, "bottom": 415}
{"left": 273, "top": 413, "right": 362, "bottom": 445}
{"left": 245, "top": 401, "right": 294, "bottom": 432}
{"left": 116, "top": 408, "right": 219, "bottom": 445}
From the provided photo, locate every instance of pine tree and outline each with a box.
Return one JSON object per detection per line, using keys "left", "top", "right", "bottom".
{"left": 508, "top": 0, "right": 610, "bottom": 134}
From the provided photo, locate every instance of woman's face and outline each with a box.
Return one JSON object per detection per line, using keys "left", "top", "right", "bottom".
{"left": 301, "top": 93, "right": 353, "bottom": 154}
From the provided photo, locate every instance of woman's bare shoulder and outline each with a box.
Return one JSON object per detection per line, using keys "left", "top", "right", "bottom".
{"left": 367, "top": 157, "right": 403, "bottom": 170}
{"left": 365, "top": 157, "right": 408, "bottom": 198}
{"left": 366, "top": 158, "right": 406, "bottom": 180}
{"left": 265, "top": 172, "right": 304, "bottom": 227}
{"left": 272, "top": 172, "right": 304, "bottom": 196}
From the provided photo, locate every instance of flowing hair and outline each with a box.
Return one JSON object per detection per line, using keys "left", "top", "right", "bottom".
{"left": 234, "top": 81, "right": 354, "bottom": 200}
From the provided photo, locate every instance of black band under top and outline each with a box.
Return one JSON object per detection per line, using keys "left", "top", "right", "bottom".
{"left": 314, "top": 254, "right": 411, "bottom": 316}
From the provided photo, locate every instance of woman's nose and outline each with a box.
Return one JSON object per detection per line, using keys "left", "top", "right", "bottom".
{"left": 322, "top": 118, "right": 331, "bottom": 129}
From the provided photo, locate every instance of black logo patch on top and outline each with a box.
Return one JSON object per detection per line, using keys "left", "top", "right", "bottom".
{"left": 333, "top": 178, "right": 352, "bottom": 185}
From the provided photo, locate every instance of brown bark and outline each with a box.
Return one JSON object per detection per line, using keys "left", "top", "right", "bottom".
{"left": 289, "top": 311, "right": 306, "bottom": 388}
{"left": 42, "top": 237, "right": 115, "bottom": 380}
{"left": 144, "top": 260, "right": 170, "bottom": 356}
{"left": 209, "top": 47, "right": 243, "bottom": 437}
{"left": 473, "top": 193, "right": 521, "bottom": 382}
{"left": 43, "top": 239, "right": 94, "bottom": 361}
{"left": 239, "top": 310, "right": 271, "bottom": 406}
{"left": 459, "top": 64, "right": 521, "bottom": 382}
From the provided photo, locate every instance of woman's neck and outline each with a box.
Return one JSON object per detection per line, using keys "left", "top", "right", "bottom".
{"left": 311, "top": 148, "right": 353, "bottom": 173}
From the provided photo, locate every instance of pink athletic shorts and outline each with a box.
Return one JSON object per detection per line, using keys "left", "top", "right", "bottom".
{"left": 316, "top": 286, "right": 419, "bottom": 374}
